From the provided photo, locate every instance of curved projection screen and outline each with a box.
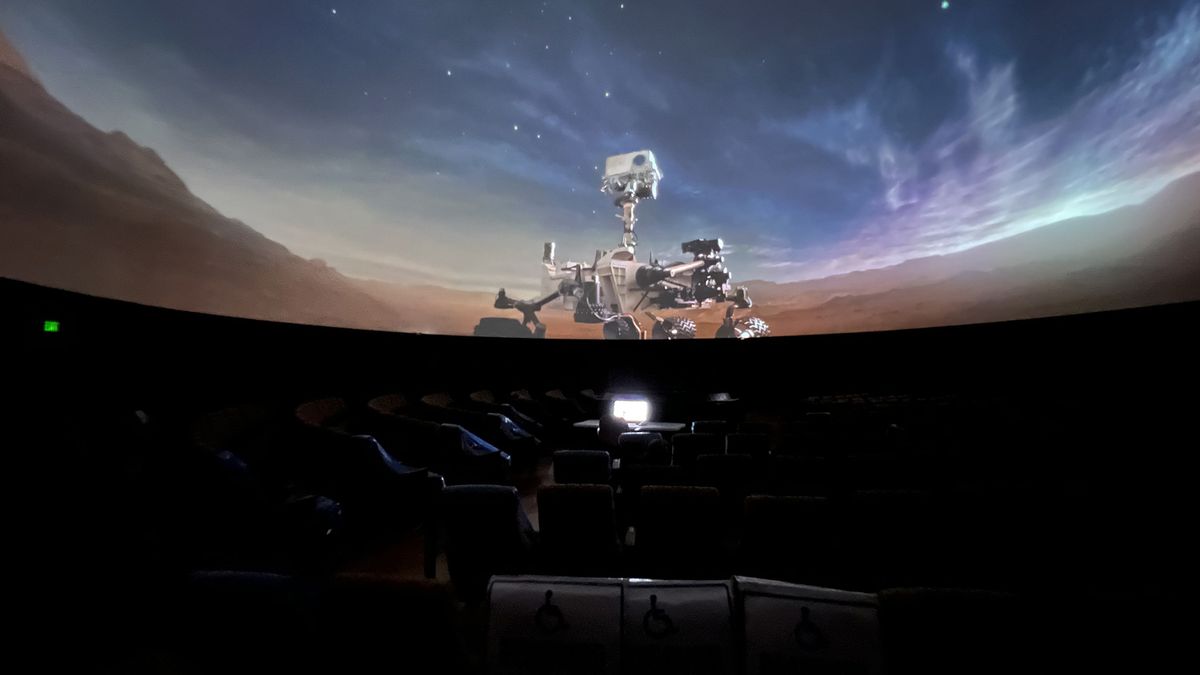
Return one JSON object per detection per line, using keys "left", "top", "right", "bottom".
{"left": 2, "top": 1, "right": 1199, "bottom": 339}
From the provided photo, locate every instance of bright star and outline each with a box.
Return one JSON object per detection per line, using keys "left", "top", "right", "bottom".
{"left": 536, "top": 133, "right": 542, "bottom": 139}
{"left": 331, "top": 8, "right": 337, "bottom": 15}
{"left": 446, "top": 69, "right": 452, "bottom": 76}
{"left": 513, "top": 124, "right": 519, "bottom": 131}
{"left": 604, "top": 91, "right": 611, "bottom": 98}
{"left": 941, "top": 1, "right": 950, "bottom": 8}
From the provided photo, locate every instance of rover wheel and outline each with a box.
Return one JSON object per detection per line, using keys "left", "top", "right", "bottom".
{"left": 738, "top": 316, "right": 771, "bottom": 338}
{"left": 653, "top": 317, "right": 697, "bottom": 340}
{"left": 602, "top": 315, "right": 641, "bottom": 340}
{"left": 473, "top": 317, "right": 535, "bottom": 338}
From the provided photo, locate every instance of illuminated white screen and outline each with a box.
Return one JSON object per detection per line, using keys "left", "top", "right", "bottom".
{"left": 612, "top": 399, "right": 650, "bottom": 424}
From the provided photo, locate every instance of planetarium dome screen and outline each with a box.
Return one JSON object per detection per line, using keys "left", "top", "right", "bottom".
{"left": 2, "top": 1, "right": 1198, "bottom": 339}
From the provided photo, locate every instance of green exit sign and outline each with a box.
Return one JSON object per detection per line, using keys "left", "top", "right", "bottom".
{"left": 43, "top": 320, "right": 60, "bottom": 333}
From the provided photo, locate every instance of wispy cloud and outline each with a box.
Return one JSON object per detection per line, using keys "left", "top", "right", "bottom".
{"left": 762, "top": 5, "right": 1200, "bottom": 280}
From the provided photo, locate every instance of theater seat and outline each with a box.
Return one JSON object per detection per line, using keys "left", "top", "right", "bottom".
{"left": 738, "top": 495, "right": 837, "bottom": 587}
{"left": 618, "top": 431, "right": 664, "bottom": 460}
{"left": 695, "top": 453, "right": 758, "bottom": 519}
{"left": 691, "top": 420, "right": 730, "bottom": 435}
{"left": 617, "top": 463, "right": 682, "bottom": 526}
{"left": 767, "top": 454, "right": 833, "bottom": 497}
{"left": 438, "top": 485, "right": 537, "bottom": 601}
{"left": 173, "top": 571, "right": 320, "bottom": 673}
{"left": 672, "top": 433, "right": 723, "bottom": 469}
{"left": 537, "top": 484, "right": 621, "bottom": 576}
{"left": 879, "top": 588, "right": 1035, "bottom": 675}
{"left": 726, "top": 432, "right": 771, "bottom": 459}
{"left": 321, "top": 574, "right": 468, "bottom": 674}
{"left": 552, "top": 450, "right": 612, "bottom": 484}
{"left": 635, "top": 485, "right": 726, "bottom": 579}
{"left": 321, "top": 434, "right": 438, "bottom": 540}
{"left": 844, "top": 490, "right": 940, "bottom": 590}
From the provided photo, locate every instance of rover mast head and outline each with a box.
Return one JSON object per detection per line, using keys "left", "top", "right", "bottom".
{"left": 601, "top": 150, "right": 662, "bottom": 248}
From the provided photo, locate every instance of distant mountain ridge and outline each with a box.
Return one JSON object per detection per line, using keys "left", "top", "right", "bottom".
{"left": 0, "top": 30, "right": 35, "bottom": 81}
{"left": 0, "top": 29, "right": 420, "bottom": 331}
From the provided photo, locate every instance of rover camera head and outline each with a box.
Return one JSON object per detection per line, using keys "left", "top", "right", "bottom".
{"left": 602, "top": 150, "right": 663, "bottom": 201}
{"left": 681, "top": 238, "right": 724, "bottom": 257}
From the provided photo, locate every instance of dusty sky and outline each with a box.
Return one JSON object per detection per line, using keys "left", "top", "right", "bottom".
{"left": 2, "top": 0, "right": 1198, "bottom": 294}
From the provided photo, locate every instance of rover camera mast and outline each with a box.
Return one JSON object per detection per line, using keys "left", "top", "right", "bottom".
{"left": 601, "top": 150, "right": 663, "bottom": 249}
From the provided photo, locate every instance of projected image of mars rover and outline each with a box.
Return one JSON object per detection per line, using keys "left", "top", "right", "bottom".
{"left": 474, "top": 150, "right": 771, "bottom": 339}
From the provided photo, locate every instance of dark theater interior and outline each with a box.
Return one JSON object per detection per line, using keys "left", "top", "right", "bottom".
{"left": 4, "top": 1, "right": 1200, "bottom": 672}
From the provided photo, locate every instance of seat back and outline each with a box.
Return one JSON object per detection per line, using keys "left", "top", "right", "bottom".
{"left": 739, "top": 495, "right": 837, "bottom": 586}
{"left": 635, "top": 485, "right": 724, "bottom": 578}
{"left": 618, "top": 431, "right": 664, "bottom": 460}
{"left": 691, "top": 420, "right": 729, "bottom": 435}
{"left": 487, "top": 576, "right": 623, "bottom": 675}
{"left": 671, "top": 433, "right": 723, "bottom": 468}
{"left": 553, "top": 450, "right": 612, "bottom": 485}
{"left": 174, "top": 571, "right": 320, "bottom": 672}
{"left": 322, "top": 574, "right": 467, "bottom": 674}
{"left": 878, "top": 588, "right": 1032, "bottom": 675}
{"left": 537, "top": 484, "right": 621, "bottom": 576}
{"left": 726, "top": 432, "right": 771, "bottom": 459}
{"left": 738, "top": 577, "right": 883, "bottom": 675}
{"left": 622, "top": 580, "right": 737, "bottom": 675}
{"left": 295, "top": 397, "right": 349, "bottom": 429}
{"left": 844, "top": 490, "right": 939, "bottom": 590}
{"left": 440, "top": 485, "right": 536, "bottom": 600}
{"left": 695, "top": 454, "right": 757, "bottom": 496}
{"left": 768, "top": 454, "right": 832, "bottom": 497}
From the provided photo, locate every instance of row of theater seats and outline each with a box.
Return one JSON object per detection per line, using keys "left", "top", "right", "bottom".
{"left": 431, "top": 481, "right": 1061, "bottom": 597}
{"left": 151, "top": 571, "right": 474, "bottom": 674}
{"left": 151, "top": 571, "right": 1170, "bottom": 674}
{"left": 486, "top": 575, "right": 1049, "bottom": 675}
{"left": 438, "top": 434, "right": 1157, "bottom": 597}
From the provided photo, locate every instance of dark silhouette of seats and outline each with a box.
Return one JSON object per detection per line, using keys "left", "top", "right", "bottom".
{"left": 182, "top": 446, "right": 345, "bottom": 572}
{"left": 616, "top": 463, "right": 682, "bottom": 526}
{"left": 879, "top": 588, "right": 1037, "bottom": 675}
{"left": 321, "top": 574, "right": 468, "bottom": 674}
{"left": 767, "top": 454, "right": 833, "bottom": 497}
{"left": 324, "top": 434, "right": 437, "bottom": 539}
{"left": 537, "top": 484, "right": 621, "bottom": 576}
{"left": 437, "top": 485, "right": 537, "bottom": 601}
{"left": 617, "top": 430, "right": 665, "bottom": 461}
{"left": 466, "top": 389, "right": 547, "bottom": 437}
{"left": 842, "top": 490, "right": 941, "bottom": 590}
{"left": 779, "top": 413, "right": 841, "bottom": 456}
{"left": 419, "top": 392, "right": 542, "bottom": 467}
{"left": 694, "top": 453, "right": 758, "bottom": 513}
{"left": 671, "top": 432, "right": 723, "bottom": 468}
{"left": 738, "top": 495, "right": 838, "bottom": 587}
{"left": 365, "top": 394, "right": 511, "bottom": 485}
{"left": 738, "top": 421, "right": 774, "bottom": 435}
{"left": 725, "top": 432, "right": 771, "bottom": 459}
{"left": 691, "top": 419, "right": 730, "bottom": 435}
{"left": 552, "top": 449, "right": 611, "bottom": 484}
{"left": 634, "top": 485, "right": 726, "bottom": 578}
{"left": 173, "top": 571, "right": 321, "bottom": 673}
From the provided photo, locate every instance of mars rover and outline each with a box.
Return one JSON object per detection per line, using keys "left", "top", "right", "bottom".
{"left": 474, "top": 150, "right": 771, "bottom": 339}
